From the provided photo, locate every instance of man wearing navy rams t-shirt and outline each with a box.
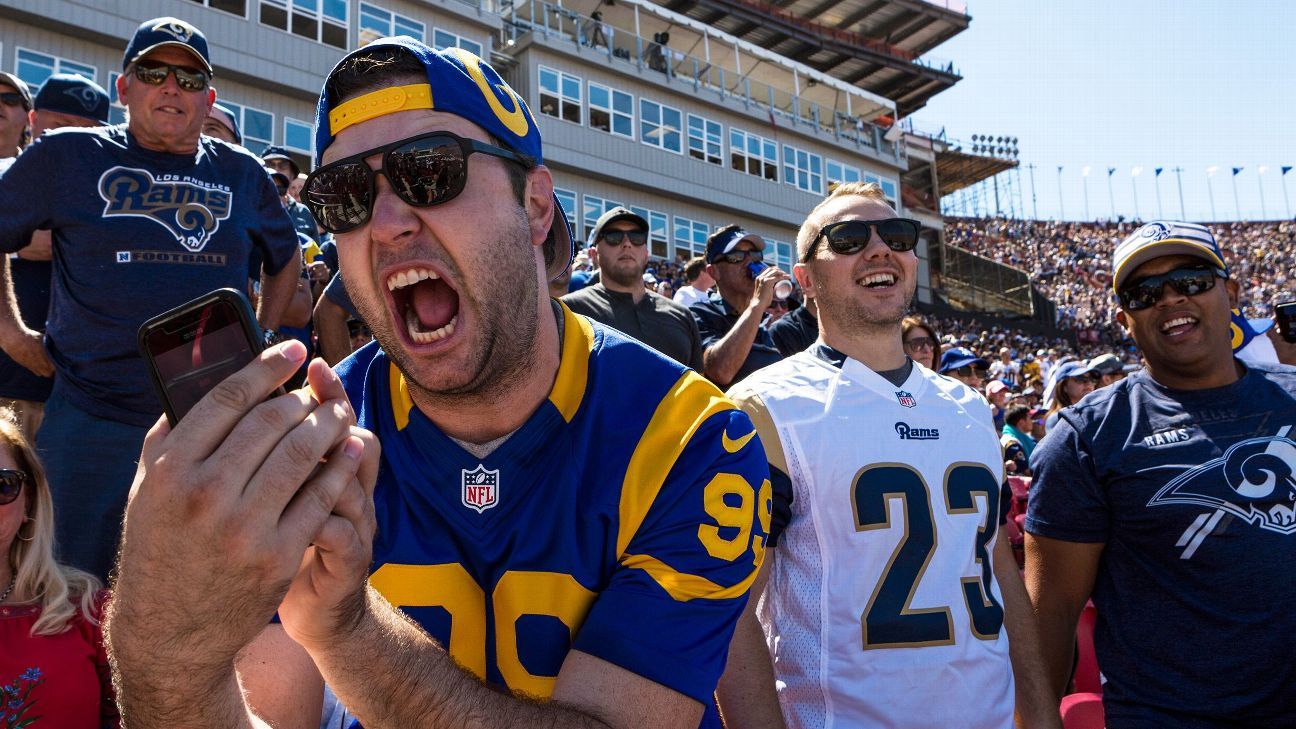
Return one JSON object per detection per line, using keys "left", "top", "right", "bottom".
{"left": 1027, "top": 221, "right": 1296, "bottom": 727}
{"left": 0, "top": 17, "right": 300, "bottom": 581}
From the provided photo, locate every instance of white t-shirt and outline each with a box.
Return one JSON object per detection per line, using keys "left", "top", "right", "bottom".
{"left": 673, "top": 285, "right": 710, "bottom": 309}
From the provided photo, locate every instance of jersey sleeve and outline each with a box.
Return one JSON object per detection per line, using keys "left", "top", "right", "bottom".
{"left": 573, "top": 379, "right": 771, "bottom": 706}
{"left": 1025, "top": 414, "right": 1110, "bottom": 543}
{"left": 0, "top": 138, "right": 58, "bottom": 253}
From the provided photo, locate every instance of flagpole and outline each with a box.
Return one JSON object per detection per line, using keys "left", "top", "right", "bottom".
{"left": 1027, "top": 163, "right": 1039, "bottom": 220}
{"left": 1283, "top": 167, "right": 1293, "bottom": 219}
{"left": 1173, "top": 167, "right": 1186, "bottom": 220}
{"left": 1131, "top": 167, "right": 1142, "bottom": 220}
{"left": 1106, "top": 167, "right": 1116, "bottom": 220}
{"left": 1257, "top": 167, "right": 1268, "bottom": 220}
{"left": 1082, "top": 166, "right": 1091, "bottom": 220}
{"left": 1154, "top": 167, "right": 1165, "bottom": 219}
{"left": 1056, "top": 165, "right": 1064, "bottom": 220}
{"left": 1231, "top": 167, "right": 1243, "bottom": 220}
{"left": 1206, "top": 167, "right": 1218, "bottom": 222}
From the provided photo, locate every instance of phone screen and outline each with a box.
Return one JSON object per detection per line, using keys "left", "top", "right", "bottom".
{"left": 1275, "top": 301, "right": 1296, "bottom": 344}
{"left": 144, "top": 300, "right": 257, "bottom": 421}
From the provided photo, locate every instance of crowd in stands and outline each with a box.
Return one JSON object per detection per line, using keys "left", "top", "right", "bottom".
{"left": 945, "top": 217, "right": 1296, "bottom": 347}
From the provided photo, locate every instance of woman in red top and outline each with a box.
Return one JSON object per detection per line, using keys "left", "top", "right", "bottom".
{"left": 0, "top": 415, "right": 117, "bottom": 728}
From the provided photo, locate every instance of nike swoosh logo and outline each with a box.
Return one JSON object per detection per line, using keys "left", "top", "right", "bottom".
{"left": 722, "top": 428, "right": 757, "bottom": 453}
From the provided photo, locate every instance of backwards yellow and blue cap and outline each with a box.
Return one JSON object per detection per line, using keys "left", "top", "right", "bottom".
{"left": 314, "top": 36, "right": 573, "bottom": 280}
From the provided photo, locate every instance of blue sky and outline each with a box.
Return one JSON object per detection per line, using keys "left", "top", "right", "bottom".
{"left": 910, "top": 0, "right": 1294, "bottom": 223}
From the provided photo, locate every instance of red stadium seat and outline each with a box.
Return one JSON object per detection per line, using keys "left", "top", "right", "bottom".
{"left": 1073, "top": 601, "right": 1102, "bottom": 694}
{"left": 1060, "top": 692, "right": 1104, "bottom": 729}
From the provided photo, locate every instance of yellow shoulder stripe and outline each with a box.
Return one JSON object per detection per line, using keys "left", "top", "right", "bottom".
{"left": 620, "top": 553, "right": 759, "bottom": 602}
{"left": 617, "top": 370, "right": 735, "bottom": 557}
{"left": 389, "top": 361, "right": 413, "bottom": 431}
{"left": 726, "top": 385, "right": 788, "bottom": 476}
{"left": 548, "top": 301, "right": 594, "bottom": 422}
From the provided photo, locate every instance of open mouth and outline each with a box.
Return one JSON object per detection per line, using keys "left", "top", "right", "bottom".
{"left": 1160, "top": 315, "right": 1198, "bottom": 339}
{"left": 386, "top": 266, "right": 460, "bottom": 345}
{"left": 859, "top": 271, "right": 898, "bottom": 289}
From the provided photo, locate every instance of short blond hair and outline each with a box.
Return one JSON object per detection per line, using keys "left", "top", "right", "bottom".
{"left": 795, "top": 181, "right": 891, "bottom": 261}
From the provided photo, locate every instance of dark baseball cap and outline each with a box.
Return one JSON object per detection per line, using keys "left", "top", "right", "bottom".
{"left": 261, "top": 145, "right": 301, "bottom": 176}
{"left": 938, "top": 347, "right": 989, "bottom": 374}
{"left": 208, "top": 103, "right": 241, "bottom": 144}
{"left": 589, "top": 206, "right": 646, "bottom": 246}
{"left": 705, "top": 227, "right": 765, "bottom": 263}
{"left": 34, "top": 73, "right": 110, "bottom": 124}
{"left": 313, "top": 37, "right": 573, "bottom": 281}
{"left": 0, "top": 72, "right": 32, "bottom": 109}
{"left": 122, "top": 17, "right": 213, "bottom": 76}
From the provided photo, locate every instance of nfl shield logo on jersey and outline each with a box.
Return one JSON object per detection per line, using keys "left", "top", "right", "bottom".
{"left": 895, "top": 390, "right": 917, "bottom": 408}
{"left": 461, "top": 464, "right": 499, "bottom": 513}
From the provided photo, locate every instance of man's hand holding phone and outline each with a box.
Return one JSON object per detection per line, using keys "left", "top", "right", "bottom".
{"left": 107, "top": 340, "right": 380, "bottom": 719}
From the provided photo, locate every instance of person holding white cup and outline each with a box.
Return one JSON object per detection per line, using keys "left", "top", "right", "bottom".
{"left": 689, "top": 225, "right": 790, "bottom": 386}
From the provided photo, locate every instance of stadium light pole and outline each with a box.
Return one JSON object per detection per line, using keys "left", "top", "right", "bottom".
{"left": 1257, "top": 166, "right": 1268, "bottom": 220}
{"left": 1131, "top": 167, "right": 1143, "bottom": 220}
{"left": 1081, "top": 166, "right": 1091, "bottom": 220}
{"left": 1173, "top": 167, "right": 1186, "bottom": 220}
{"left": 1206, "top": 166, "right": 1219, "bottom": 221}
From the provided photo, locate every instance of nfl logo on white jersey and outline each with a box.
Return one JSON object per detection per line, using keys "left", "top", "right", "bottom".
{"left": 461, "top": 464, "right": 499, "bottom": 513}
{"left": 896, "top": 390, "right": 917, "bottom": 408}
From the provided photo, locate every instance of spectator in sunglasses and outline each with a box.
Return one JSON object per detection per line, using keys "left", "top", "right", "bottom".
{"left": 563, "top": 207, "right": 703, "bottom": 368}
{"left": 901, "top": 315, "right": 941, "bottom": 371}
{"left": 1028, "top": 221, "right": 1296, "bottom": 727}
{"left": 1040, "top": 359, "right": 1098, "bottom": 429}
{"left": 0, "top": 17, "right": 300, "bottom": 582}
{"left": 0, "top": 74, "right": 109, "bottom": 442}
{"left": 690, "top": 224, "right": 788, "bottom": 385}
{"left": 0, "top": 415, "right": 117, "bottom": 727}
{"left": 718, "top": 180, "right": 1056, "bottom": 728}
{"left": 110, "top": 39, "right": 767, "bottom": 729}
{"left": 0, "top": 71, "right": 31, "bottom": 160}
{"left": 769, "top": 293, "right": 818, "bottom": 356}
{"left": 939, "top": 346, "right": 990, "bottom": 389}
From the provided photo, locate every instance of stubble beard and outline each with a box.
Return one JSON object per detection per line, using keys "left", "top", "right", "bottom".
{"left": 602, "top": 255, "right": 646, "bottom": 289}
{"left": 815, "top": 276, "right": 915, "bottom": 340}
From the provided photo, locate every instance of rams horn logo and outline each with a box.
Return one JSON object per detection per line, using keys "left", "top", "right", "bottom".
{"left": 63, "top": 87, "right": 100, "bottom": 113}
{"left": 1149, "top": 434, "right": 1296, "bottom": 535}
{"left": 152, "top": 19, "right": 196, "bottom": 42}
{"left": 1140, "top": 222, "right": 1172, "bottom": 241}
{"left": 98, "top": 167, "right": 231, "bottom": 252}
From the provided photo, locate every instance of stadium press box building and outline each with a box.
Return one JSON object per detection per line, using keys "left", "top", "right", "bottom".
{"left": 0, "top": 0, "right": 973, "bottom": 306}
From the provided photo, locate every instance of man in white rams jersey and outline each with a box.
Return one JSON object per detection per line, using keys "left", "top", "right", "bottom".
{"left": 715, "top": 182, "right": 1058, "bottom": 729}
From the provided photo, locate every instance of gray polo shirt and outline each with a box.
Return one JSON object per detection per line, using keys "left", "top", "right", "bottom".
{"left": 562, "top": 283, "right": 703, "bottom": 370}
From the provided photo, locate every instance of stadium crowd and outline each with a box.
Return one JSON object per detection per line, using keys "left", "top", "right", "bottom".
{"left": 2, "top": 14, "right": 1296, "bottom": 729}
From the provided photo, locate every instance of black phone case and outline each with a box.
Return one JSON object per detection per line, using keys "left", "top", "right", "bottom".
{"left": 137, "top": 288, "right": 264, "bottom": 427}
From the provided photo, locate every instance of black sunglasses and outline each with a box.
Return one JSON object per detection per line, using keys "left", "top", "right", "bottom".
{"left": 1117, "top": 265, "right": 1226, "bottom": 311}
{"left": 904, "top": 336, "right": 934, "bottom": 351}
{"left": 0, "top": 469, "right": 27, "bottom": 505}
{"left": 715, "top": 249, "right": 763, "bottom": 265}
{"left": 133, "top": 60, "right": 210, "bottom": 92}
{"left": 803, "top": 218, "right": 921, "bottom": 262}
{"left": 0, "top": 92, "right": 28, "bottom": 110}
{"left": 954, "top": 365, "right": 986, "bottom": 378}
{"left": 600, "top": 230, "right": 648, "bottom": 247}
{"left": 303, "top": 131, "right": 526, "bottom": 234}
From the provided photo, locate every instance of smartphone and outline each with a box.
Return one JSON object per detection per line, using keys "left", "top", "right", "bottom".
{"left": 1276, "top": 300, "right": 1296, "bottom": 344}
{"left": 138, "top": 288, "right": 265, "bottom": 426}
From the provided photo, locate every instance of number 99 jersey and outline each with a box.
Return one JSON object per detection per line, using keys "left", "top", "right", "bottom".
{"left": 729, "top": 348, "right": 1014, "bottom": 729}
{"left": 336, "top": 303, "right": 771, "bottom": 728}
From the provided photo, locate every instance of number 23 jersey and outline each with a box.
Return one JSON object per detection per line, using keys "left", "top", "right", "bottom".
{"left": 336, "top": 304, "right": 770, "bottom": 727}
{"left": 730, "top": 349, "right": 1014, "bottom": 729}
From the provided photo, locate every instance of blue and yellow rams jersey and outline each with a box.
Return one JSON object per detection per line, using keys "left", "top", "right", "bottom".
{"left": 336, "top": 303, "right": 771, "bottom": 726}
